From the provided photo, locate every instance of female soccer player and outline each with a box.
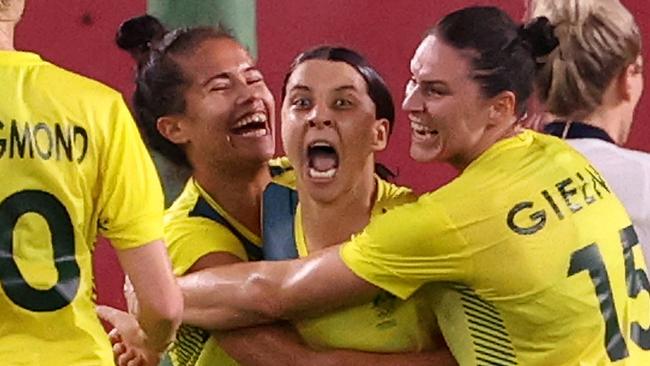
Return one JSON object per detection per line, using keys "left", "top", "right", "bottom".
{"left": 529, "top": 0, "right": 650, "bottom": 266}
{"left": 110, "top": 16, "right": 452, "bottom": 366}
{"left": 265, "top": 45, "right": 452, "bottom": 362}
{"left": 0, "top": 2, "right": 182, "bottom": 366}
{"left": 115, "top": 15, "right": 281, "bottom": 366}
{"left": 177, "top": 6, "right": 650, "bottom": 365}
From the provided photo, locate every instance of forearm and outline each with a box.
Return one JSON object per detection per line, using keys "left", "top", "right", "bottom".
{"left": 180, "top": 247, "right": 378, "bottom": 330}
{"left": 135, "top": 303, "right": 180, "bottom": 352}
{"left": 217, "top": 330, "right": 457, "bottom": 366}
{"left": 214, "top": 324, "right": 456, "bottom": 366}
{"left": 117, "top": 241, "right": 183, "bottom": 351}
{"left": 313, "top": 348, "right": 457, "bottom": 366}
{"left": 180, "top": 259, "right": 285, "bottom": 330}
{"left": 212, "top": 323, "right": 312, "bottom": 365}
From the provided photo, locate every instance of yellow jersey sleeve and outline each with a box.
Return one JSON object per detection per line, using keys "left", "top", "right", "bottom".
{"left": 165, "top": 216, "right": 249, "bottom": 275}
{"left": 96, "top": 97, "right": 164, "bottom": 249}
{"left": 341, "top": 193, "right": 471, "bottom": 300}
{"left": 345, "top": 131, "right": 650, "bottom": 364}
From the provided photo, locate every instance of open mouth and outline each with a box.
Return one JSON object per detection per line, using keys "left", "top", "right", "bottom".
{"left": 231, "top": 112, "right": 269, "bottom": 137}
{"left": 410, "top": 121, "right": 438, "bottom": 136}
{"left": 307, "top": 141, "right": 339, "bottom": 179}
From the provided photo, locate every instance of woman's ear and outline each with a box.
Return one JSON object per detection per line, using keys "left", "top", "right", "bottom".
{"left": 488, "top": 90, "right": 517, "bottom": 124}
{"left": 370, "top": 118, "right": 390, "bottom": 152}
{"left": 617, "top": 57, "right": 643, "bottom": 102}
{"left": 157, "top": 116, "right": 189, "bottom": 144}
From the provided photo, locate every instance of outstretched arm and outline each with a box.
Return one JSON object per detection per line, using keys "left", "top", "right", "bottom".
{"left": 114, "top": 249, "right": 456, "bottom": 365}
{"left": 180, "top": 245, "right": 378, "bottom": 330}
{"left": 188, "top": 252, "right": 456, "bottom": 365}
{"left": 180, "top": 196, "right": 462, "bottom": 331}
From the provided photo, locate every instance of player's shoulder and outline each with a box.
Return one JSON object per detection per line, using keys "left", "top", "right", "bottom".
{"left": 571, "top": 139, "right": 650, "bottom": 177}
{"left": 613, "top": 145, "right": 650, "bottom": 166}
{"left": 269, "top": 156, "right": 296, "bottom": 188}
{"left": 39, "top": 61, "right": 122, "bottom": 100}
{"left": 374, "top": 177, "right": 416, "bottom": 214}
{"left": 164, "top": 179, "right": 201, "bottom": 223}
{"left": 164, "top": 180, "right": 243, "bottom": 244}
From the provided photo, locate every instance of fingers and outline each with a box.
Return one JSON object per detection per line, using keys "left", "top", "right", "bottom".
{"left": 126, "top": 356, "right": 145, "bottom": 366}
{"left": 97, "top": 305, "right": 125, "bottom": 326}
{"left": 97, "top": 305, "right": 139, "bottom": 330}
{"left": 97, "top": 304, "right": 159, "bottom": 366}
{"left": 117, "top": 347, "right": 138, "bottom": 366}
{"left": 113, "top": 341, "right": 126, "bottom": 355}
{"left": 108, "top": 328, "right": 123, "bottom": 345}
{"left": 123, "top": 277, "right": 141, "bottom": 315}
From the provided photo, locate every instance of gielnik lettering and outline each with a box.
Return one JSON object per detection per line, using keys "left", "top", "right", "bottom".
{"left": 506, "top": 165, "right": 611, "bottom": 235}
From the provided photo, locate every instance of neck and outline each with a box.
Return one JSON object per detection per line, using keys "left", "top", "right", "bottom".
{"left": 298, "top": 162, "right": 377, "bottom": 251}
{"left": 0, "top": 21, "right": 15, "bottom": 50}
{"left": 455, "top": 118, "right": 522, "bottom": 171}
{"left": 575, "top": 107, "right": 626, "bottom": 145}
{"left": 193, "top": 160, "right": 271, "bottom": 236}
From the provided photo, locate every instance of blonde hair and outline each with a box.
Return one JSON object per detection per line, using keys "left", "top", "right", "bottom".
{"left": 530, "top": 0, "right": 641, "bottom": 118}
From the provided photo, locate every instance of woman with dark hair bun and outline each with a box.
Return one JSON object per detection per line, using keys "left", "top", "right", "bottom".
{"left": 115, "top": 14, "right": 166, "bottom": 65}
{"left": 107, "top": 15, "right": 454, "bottom": 366}
{"left": 176, "top": 6, "right": 650, "bottom": 365}
{"left": 110, "top": 13, "right": 291, "bottom": 366}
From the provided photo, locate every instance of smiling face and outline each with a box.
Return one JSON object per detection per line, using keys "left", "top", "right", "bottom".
{"left": 166, "top": 37, "right": 275, "bottom": 169}
{"left": 281, "top": 59, "right": 388, "bottom": 203}
{"left": 402, "top": 34, "right": 493, "bottom": 168}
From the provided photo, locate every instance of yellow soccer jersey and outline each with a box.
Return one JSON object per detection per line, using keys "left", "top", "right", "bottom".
{"left": 0, "top": 51, "right": 164, "bottom": 365}
{"left": 341, "top": 130, "right": 650, "bottom": 365}
{"left": 165, "top": 159, "right": 294, "bottom": 366}
{"left": 263, "top": 177, "right": 440, "bottom": 352}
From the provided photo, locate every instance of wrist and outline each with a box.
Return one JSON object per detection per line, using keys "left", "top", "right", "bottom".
{"left": 143, "top": 334, "right": 174, "bottom": 354}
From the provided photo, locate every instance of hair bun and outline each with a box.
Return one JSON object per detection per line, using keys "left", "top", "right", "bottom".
{"left": 519, "top": 16, "right": 559, "bottom": 58}
{"left": 115, "top": 15, "right": 166, "bottom": 55}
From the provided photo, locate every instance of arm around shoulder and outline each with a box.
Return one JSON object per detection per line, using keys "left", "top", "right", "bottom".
{"left": 180, "top": 245, "right": 379, "bottom": 330}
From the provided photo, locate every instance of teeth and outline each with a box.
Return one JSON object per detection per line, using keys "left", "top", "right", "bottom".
{"left": 311, "top": 141, "right": 333, "bottom": 148}
{"left": 309, "top": 167, "right": 337, "bottom": 179}
{"left": 240, "top": 129, "right": 268, "bottom": 138}
{"left": 234, "top": 112, "right": 268, "bottom": 129}
{"left": 410, "top": 122, "right": 437, "bottom": 135}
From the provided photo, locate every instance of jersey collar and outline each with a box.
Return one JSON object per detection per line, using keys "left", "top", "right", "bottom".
{"left": 544, "top": 120, "right": 615, "bottom": 144}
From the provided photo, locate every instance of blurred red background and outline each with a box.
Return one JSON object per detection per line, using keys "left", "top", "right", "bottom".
{"left": 14, "top": 0, "right": 650, "bottom": 309}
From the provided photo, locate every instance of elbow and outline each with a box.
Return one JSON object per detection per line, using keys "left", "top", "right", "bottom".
{"left": 244, "top": 272, "right": 289, "bottom": 320}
